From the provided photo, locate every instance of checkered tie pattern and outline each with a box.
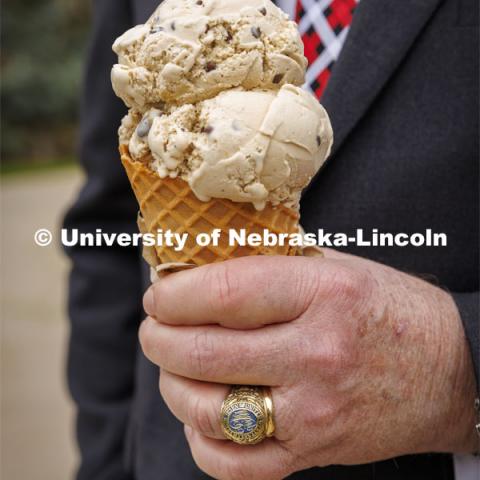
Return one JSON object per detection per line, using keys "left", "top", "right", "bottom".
{"left": 296, "top": 0, "right": 360, "bottom": 99}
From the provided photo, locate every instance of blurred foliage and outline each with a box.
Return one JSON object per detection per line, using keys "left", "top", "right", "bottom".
{"left": 1, "top": 0, "right": 91, "bottom": 164}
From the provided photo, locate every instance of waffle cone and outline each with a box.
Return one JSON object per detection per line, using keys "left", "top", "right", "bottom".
{"left": 120, "top": 145, "right": 301, "bottom": 270}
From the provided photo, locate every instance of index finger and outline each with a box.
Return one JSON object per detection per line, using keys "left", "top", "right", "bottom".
{"left": 143, "top": 256, "right": 322, "bottom": 329}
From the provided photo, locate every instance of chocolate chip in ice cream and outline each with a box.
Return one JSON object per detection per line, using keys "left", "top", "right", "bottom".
{"left": 150, "top": 26, "right": 164, "bottom": 34}
{"left": 259, "top": 7, "right": 267, "bottom": 16}
{"left": 201, "top": 125, "right": 214, "bottom": 134}
{"left": 251, "top": 26, "right": 261, "bottom": 39}
{"left": 316, "top": 135, "right": 321, "bottom": 147}
{"left": 196, "top": 0, "right": 204, "bottom": 5}
{"left": 154, "top": 101, "right": 166, "bottom": 111}
{"left": 273, "top": 73, "right": 284, "bottom": 84}
{"left": 185, "top": 143, "right": 195, "bottom": 156}
{"left": 205, "top": 61, "right": 217, "bottom": 72}
{"left": 170, "top": 21, "right": 176, "bottom": 31}
{"left": 137, "top": 118, "right": 151, "bottom": 138}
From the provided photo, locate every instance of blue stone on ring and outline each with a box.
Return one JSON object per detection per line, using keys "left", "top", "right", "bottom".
{"left": 228, "top": 409, "right": 258, "bottom": 434}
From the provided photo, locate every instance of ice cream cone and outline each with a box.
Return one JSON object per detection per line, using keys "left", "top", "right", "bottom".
{"left": 120, "top": 145, "right": 301, "bottom": 270}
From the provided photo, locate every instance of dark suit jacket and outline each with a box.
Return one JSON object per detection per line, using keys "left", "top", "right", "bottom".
{"left": 63, "top": 0, "right": 479, "bottom": 479}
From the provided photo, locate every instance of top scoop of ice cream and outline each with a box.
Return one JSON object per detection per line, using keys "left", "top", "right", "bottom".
{"left": 111, "top": 0, "right": 307, "bottom": 110}
{"left": 123, "top": 84, "right": 333, "bottom": 210}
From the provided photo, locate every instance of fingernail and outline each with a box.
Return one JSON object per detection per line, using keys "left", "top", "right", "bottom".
{"left": 143, "top": 288, "right": 155, "bottom": 315}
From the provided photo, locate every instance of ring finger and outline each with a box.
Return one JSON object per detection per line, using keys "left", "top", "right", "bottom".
{"left": 159, "top": 370, "right": 294, "bottom": 442}
{"left": 160, "top": 370, "right": 229, "bottom": 440}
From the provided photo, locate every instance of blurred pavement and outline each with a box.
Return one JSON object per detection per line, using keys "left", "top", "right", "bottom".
{"left": 1, "top": 168, "right": 84, "bottom": 480}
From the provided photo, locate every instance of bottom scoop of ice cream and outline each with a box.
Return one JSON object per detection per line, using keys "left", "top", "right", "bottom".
{"left": 123, "top": 84, "right": 333, "bottom": 210}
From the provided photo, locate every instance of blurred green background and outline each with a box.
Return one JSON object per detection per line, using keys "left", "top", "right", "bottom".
{"left": 1, "top": 0, "right": 91, "bottom": 173}
{"left": 2, "top": 2, "right": 93, "bottom": 479}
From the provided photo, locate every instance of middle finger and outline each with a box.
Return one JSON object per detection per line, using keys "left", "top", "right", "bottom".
{"left": 140, "top": 317, "right": 295, "bottom": 385}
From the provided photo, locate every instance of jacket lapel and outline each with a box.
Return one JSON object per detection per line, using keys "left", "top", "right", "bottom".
{"left": 321, "top": 0, "right": 443, "bottom": 156}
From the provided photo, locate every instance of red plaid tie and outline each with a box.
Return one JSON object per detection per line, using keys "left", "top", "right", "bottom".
{"left": 296, "top": 0, "right": 359, "bottom": 99}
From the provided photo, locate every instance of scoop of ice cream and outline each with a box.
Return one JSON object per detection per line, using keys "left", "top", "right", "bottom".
{"left": 111, "top": 0, "right": 307, "bottom": 110}
{"left": 124, "top": 84, "right": 333, "bottom": 210}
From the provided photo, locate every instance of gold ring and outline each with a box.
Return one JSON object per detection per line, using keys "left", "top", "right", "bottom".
{"left": 220, "top": 386, "right": 275, "bottom": 445}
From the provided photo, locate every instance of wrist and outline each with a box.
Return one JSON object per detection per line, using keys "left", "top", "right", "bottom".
{"left": 430, "top": 291, "right": 478, "bottom": 454}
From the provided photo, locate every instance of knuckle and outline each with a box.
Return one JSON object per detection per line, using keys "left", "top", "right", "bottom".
{"left": 307, "top": 332, "right": 355, "bottom": 378}
{"left": 290, "top": 260, "right": 322, "bottom": 316}
{"left": 187, "top": 396, "right": 217, "bottom": 437}
{"left": 187, "top": 331, "right": 216, "bottom": 377}
{"left": 206, "top": 262, "right": 243, "bottom": 314}
{"left": 321, "top": 264, "right": 371, "bottom": 307}
{"left": 331, "top": 267, "right": 362, "bottom": 299}
{"left": 309, "top": 400, "right": 339, "bottom": 430}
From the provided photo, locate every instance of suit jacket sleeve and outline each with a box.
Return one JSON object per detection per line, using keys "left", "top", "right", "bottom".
{"left": 63, "top": 1, "right": 140, "bottom": 479}
{"left": 452, "top": 292, "right": 480, "bottom": 393}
